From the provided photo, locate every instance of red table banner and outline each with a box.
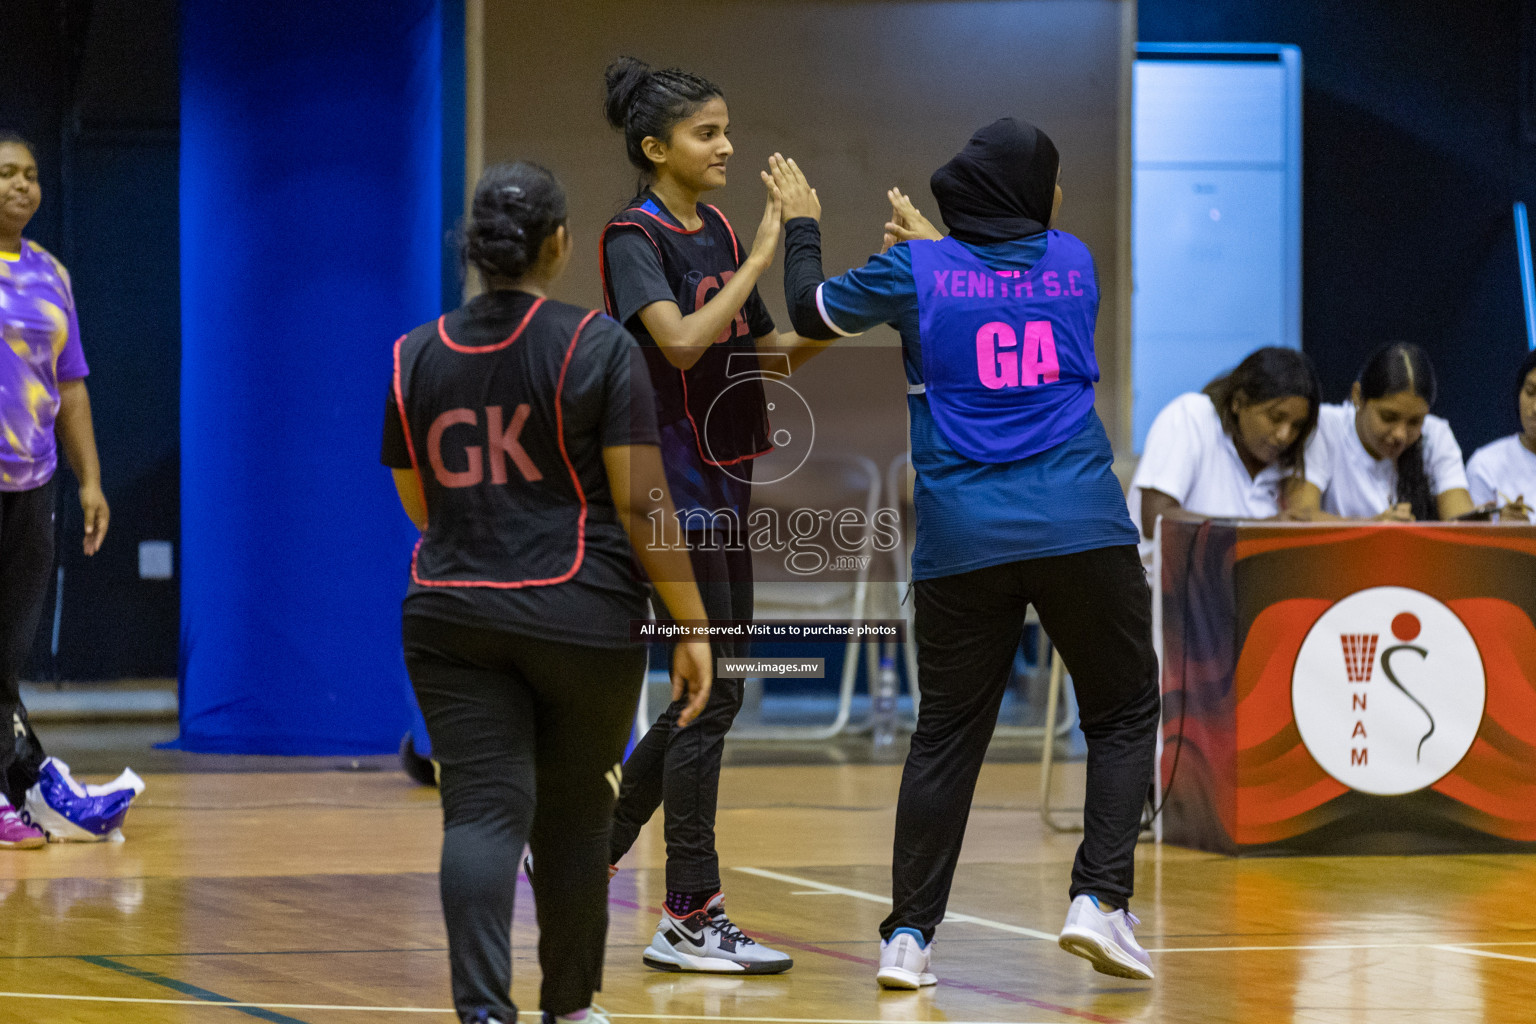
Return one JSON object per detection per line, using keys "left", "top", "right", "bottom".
{"left": 1158, "top": 521, "right": 1536, "bottom": 855}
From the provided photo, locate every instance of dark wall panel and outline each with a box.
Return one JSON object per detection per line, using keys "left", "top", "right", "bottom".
{"left": 480, "top": 0, "right": 1135, "bottom": 450}
{"left": 6, "top": 0, "right": 180, "bottom": 680}
{"left": 1141, "top": 0, "right": 1532, "bottom": 453}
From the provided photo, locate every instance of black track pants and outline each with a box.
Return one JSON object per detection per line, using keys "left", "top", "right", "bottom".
{"left": 608, "top": 532, "right": 752, "bottom": 893}
{"left": 405, "top": 615, "right": 646, "bottom": 1023}
{"left": 881, "top": 545, "right": 1160, "bottom": 941}
{"left": 0, "top": 480, "right": 54, "bottom": 807}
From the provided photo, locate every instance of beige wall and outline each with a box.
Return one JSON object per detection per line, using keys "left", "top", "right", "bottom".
{"left": 477, "top": 0, "right": 1134, "bottom": 452}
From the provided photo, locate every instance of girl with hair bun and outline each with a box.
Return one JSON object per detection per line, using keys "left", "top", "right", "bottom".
{"left": 597, "top": 55, "right": 810, "bottom": 977}
{"left": 382, "top": 160, "right": 713, "bottom": 1024}
{"left": 1285, "top": 341, "right": 1473, "bottom": 521}
{"left": 1465, "top": 348, "right": 1536, "bottom": 521}
{"left": 1130, "top": 345, "right": 1322, "bottom": 561}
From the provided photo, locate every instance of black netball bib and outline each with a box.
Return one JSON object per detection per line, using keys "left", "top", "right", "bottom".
{"left": 392, "top": 295, "right": 594, "bottom": 589}
{"left": 600, "top": 192, "right": 771, "bottom": 466}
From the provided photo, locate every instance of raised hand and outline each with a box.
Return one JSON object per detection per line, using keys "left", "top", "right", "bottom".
{"left": 763, "top": 153, "right": 820, "bottom": 223}
{"left": 747, "top": 183, "right": 783, "bottom": 269}
{"left": 881, "top": 187, "right": 942, "bottom": 251}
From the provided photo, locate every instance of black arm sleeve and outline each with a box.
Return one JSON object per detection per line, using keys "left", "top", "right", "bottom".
{"left": 783, "top": 217, "right": 838, "bottom": 340}
{"left": 381, "top": 386, "right": 412, "bottom": 468}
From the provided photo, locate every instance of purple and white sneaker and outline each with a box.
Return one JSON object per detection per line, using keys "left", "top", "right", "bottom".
{"left": 1058, "top": 894, "right": 1154, "bottom": 980}
{"left": 23, "top": 757, "right": 145, "bottom": 843}
{"left": 0, "top": 796, "right": 45, "bottom": 849}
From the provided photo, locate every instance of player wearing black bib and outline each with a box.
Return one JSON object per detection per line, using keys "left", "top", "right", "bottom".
{"left": 382, "top": 162, "right": 712, "bottom": 1024}
{"left": 598, "top": 56, "right": 825, "bottom": 975}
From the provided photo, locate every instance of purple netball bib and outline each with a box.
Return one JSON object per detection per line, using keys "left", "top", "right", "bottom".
{"left": 909, "top": 231, "right": 1100, "bottom": 463}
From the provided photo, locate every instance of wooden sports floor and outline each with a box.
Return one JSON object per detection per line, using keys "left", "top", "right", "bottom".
{"left": 4, "top": 760, "right": 1536, "bottom": 1024}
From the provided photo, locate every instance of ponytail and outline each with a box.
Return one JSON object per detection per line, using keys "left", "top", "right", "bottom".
{"left": 1358, "top": 341, "right": 1438, "bottom": 520}
{"left": 602, "top": 56, "right": 723, "bottom": 188}
{"left": 461, "top": 161, "right": 567, "bottom": 284}
{"left": 1395, "top": 441, "right": 1435, "bottom": 521}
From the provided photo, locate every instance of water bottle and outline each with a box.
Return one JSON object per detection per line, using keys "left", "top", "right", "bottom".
{"left": 872, "top": 649, "right": 899, "bottom": 754}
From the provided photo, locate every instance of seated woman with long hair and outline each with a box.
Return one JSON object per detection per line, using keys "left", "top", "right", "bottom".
{"left": 1129, "top": 346, "right": 1322, "bottom": 560}
{"left": 1284, "top": 341, "right": 1473, "bottom": 522}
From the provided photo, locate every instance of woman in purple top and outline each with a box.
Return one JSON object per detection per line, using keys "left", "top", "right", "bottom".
{"left": 0, "top": 133, "right": 110, "bottom": 849}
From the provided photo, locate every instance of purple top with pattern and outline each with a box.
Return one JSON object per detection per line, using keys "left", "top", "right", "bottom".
{"left": 0, "top": 239, "right": 88, "bottom": 491}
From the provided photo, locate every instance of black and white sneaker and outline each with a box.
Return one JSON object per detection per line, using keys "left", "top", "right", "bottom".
{"left": 642, "top": 894, "right": 793, "bottom": 974}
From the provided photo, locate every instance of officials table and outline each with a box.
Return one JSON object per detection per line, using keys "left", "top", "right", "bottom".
{"left": 1156, "top": 520, "right": 1536, "bottom": 855}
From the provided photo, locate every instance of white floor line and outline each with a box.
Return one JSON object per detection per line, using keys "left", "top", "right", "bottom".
{"left": 1432, "top": 945, "right": 1536, "bottom": 965}
{"left": 1149, "top": 940, "right": 1536, "bottom": 954}
{"left": 732, "top": 866, "right": 1059, "bottom": 941}
{"left": 0, "top": 991, "right": 449, "bottom": 1012}
{"left": 0, "top": 995, "right": 1059, "bottom": 1024}
{"left": 733, "top": 868, "right": 1536, "bottom": 957}
{"left": 614, "top": 1016, "right": 1062, "bottom": 1024}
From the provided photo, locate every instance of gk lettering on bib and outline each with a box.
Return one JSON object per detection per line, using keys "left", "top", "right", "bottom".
{"left": 909, "top": 232, "right": 1100, "bottom": 463}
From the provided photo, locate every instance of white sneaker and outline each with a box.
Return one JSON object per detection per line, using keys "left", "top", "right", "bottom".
{"left": 541, "top": 1007, "right": 611, "bottom": 1024}
{"left": 877, "top": 928, "right": 936, "bottom": 989}
{"left": 1058, "top": 894, "right": 1154, "bottom": 980}
{"left": 642, "top": 894, "right": 793, "bottom": 974}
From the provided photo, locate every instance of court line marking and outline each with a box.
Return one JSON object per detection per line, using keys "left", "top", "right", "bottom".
{"left": 609, "top": 893, "right": 1129, "bottom": 1024}
{"left": 81, "top": 956, "right": 312, "bottom": 1023}
{"left": 1149, "top": 940, "right": 1536, "bottom": 954}
{"left": 617, "top": 1017, "right": 1067, "bottom": 1024}
{"left": 0, "top": 995, "right": 1067, "bottom": 1023}
{"left": 733, "top": 869, "right": 1536, "bottom": 957}
{"left": 733, "top": 866, "right": 1059, "bottom": 941}
{"left": 0, "top": 992, "right": 446, "bottom": 1013}
{"left": 1433, "top": 945, "right": 1536, "bottom": 965}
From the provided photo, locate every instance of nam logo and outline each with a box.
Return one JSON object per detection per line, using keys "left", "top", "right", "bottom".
{"left": 1291, "top": 586, "right": 1485, "bottom": 796}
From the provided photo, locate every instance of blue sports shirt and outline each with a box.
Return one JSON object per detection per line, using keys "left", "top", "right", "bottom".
{"left": 815, "top": 235, "right": 1138, "bottom": 580}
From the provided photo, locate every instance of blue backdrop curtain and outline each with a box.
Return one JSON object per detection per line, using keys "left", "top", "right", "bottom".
{"left": 177, "top": 0, "right": 450, "bottom": 753}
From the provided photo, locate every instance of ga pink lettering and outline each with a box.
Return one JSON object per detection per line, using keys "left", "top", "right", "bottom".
{"left": 976, "top": 322, "right": 1019, "bottom": 388}
{"left": 975, "top": 320, "right": 1060, "bottom": 389}
{"left": 1042, "top": 271, "right": 1060, "bottom": 297}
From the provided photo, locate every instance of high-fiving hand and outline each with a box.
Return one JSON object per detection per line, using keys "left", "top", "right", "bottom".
{"left": 748, "top": 185, "right": 783, "bottom": 270}
{"left": 763, "top": 153, "right": 820, "bottom": 222}
{"left": 881, "top": 188, "right": 942, "bottom": 252}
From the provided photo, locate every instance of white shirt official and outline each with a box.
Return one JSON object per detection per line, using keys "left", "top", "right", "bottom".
{"left": 1303, "top": 402, "right": 1467, "bottom": 518}
{"left": 1129, "top": 392, "right": 1288, "bottom": 564}
{"left": 1466, "top": 434, "right": 1536, "bottom": 508}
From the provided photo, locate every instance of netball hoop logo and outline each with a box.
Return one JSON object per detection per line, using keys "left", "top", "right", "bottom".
{"left": 1291, "top": 586, "right": 1485, "bottom": 796}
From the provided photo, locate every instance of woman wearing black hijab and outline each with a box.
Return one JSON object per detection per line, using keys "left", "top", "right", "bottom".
{"left": 766, "top": 120, "right": 1159, "bottom": 986}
